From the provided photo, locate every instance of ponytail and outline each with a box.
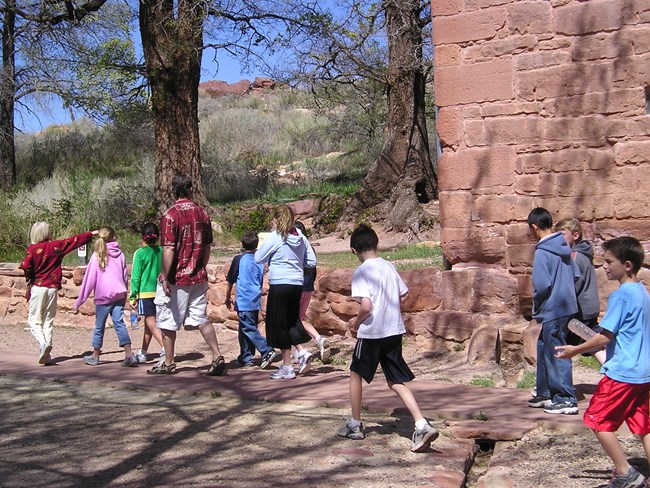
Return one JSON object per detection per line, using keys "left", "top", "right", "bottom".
{"left": 94, "top": 226, "right": 116, "bottom": 270}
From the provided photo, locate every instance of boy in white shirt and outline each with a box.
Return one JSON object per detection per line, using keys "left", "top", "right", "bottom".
{"left": 337, "top": 224, "right": 439, "bottom": 452}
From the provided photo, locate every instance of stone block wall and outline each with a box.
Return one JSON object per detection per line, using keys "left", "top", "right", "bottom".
{"left": 433, "top": 0, "right": 650, "bottom": 317}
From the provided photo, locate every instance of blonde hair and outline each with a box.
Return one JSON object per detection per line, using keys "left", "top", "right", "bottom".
{"left": 29, "top": 221, "right": 51, "bottom": 244}
{"left": 94, "top": 226, "right": 116, "bottom": 270}
{"left": 555, "top": 218, "right": 582, "bottom": 241}
{"left": 274, "top": 205, "right": 295, "bottom": 241}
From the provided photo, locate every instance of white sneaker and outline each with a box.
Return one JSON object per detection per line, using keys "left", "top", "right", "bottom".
{"left": 136, "top": 349, "right": 148, "bottom": 363}
{"left": 270, "top": 365, "right": 296, "bottom": 380}
{"left": 411, "top": 422, "right": 439, "bottom": 452}
{"left": 298, "top": 352, "right": 313, "bottom": 375}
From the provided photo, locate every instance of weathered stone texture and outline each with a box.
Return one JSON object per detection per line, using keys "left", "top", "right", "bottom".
{"left": 435, "top": 59, "right": 514, "bottom": 106}
{"left": 556, "top": 0, "right": 623, "bottom": 35}
{"left": 506, "top": 1, "right": 552, "bottom": 34}
{"left": 433, "top": 8, "right": 506, "bottom": 45}
{"left": 438, "top": 146, "right": 517, "bottom": 191}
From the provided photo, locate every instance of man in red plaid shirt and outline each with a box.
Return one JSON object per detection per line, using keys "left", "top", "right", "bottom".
{"left": 147, "top": 175, "right": 227, "bottom": 376}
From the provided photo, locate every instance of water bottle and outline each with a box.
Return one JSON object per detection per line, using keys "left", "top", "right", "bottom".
{"left": 130, "top": 310, "right": 140, "bottom": 330}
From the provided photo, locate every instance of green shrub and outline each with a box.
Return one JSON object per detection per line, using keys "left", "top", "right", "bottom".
{"left": 469, "top": 377, "right": 496, "bottom": 387}
{"left": 516, "top": 371, "right": 536, "bottom": 390}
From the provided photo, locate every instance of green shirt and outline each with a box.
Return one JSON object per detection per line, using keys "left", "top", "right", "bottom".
{"left": 130, "top": 245, "right": 162, "bottom": 300}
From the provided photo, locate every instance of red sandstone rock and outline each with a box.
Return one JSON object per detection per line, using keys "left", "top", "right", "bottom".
{"left": 506, "top": 2, "right": 551, "bottom": 34}
{"left": 433, "top": 8, "right": 506, "bottom": 45}
{"left": 556, "top": 0, "right": 623, "bottom": 36}
{"left": 401, "top": 268, "right": 442, "bottom": 312}
{"left": 523, "top": 322, "right": 541, "bottom": 365}
{"left": 72, "top": 267, "right": 85, "bottom": 286}
{"left": 317, "top": 269, "right": 353, "bottom": 295}
{"left": 434, "top": 59, "right": 513, "bottom": 106}
{"left": 466, "top": 325, "right": 500, "bottom": 364}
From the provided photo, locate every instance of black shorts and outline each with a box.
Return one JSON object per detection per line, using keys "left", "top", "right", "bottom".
{"left": 350, "top": 334, "right": 415, "bottom": 385}
{"left": 137, "top": 298, "right": 156, "bottom": 317}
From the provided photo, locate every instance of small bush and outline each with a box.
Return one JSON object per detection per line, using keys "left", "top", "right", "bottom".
{"left": 469, "top": 377, "right": 496, "bottom": 388}
{"left": 516, "top": 371, "right": 536, "bottom": 390}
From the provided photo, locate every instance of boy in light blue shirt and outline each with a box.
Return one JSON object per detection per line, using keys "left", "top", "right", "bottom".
{"left": 556, "top": 236, "right": 650, "bottom": 488}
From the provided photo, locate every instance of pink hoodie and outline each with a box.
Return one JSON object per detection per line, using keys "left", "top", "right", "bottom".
{"left": 75, "top": 241, "right": 128, "bottom": 307}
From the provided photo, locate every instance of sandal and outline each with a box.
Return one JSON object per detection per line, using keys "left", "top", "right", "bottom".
{"left": 147, "top": 362, "right": 177, "bottom": 375}
{"left": 206, "top": 356, "right": 228, "bottom": 376}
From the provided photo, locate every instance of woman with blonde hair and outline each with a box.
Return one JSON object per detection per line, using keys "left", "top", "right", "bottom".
{"left": 20, "top": 222, "right": 97, "bottom": 365}
{"left": 255, "top": 205, "right": 317, "bottom": 379}
{"left": 74, "top": 226, "right": 137, "bottom": 367}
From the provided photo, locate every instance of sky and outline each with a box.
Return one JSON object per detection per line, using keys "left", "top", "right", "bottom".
{"left": 15, "top": 50, "right": 257, "bottom": 134}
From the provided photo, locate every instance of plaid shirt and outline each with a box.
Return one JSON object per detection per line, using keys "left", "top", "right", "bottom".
{"left": 161, "top": 199, "right": 213, "bottom": 286}
{"left": 20, "top": 232, "right": 94, "bottom": 289}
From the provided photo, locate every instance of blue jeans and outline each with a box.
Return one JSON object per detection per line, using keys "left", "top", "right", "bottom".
{"left": 237, "top": 311, "right": 272, "bottom": 364}
{"left": 536, "top": 316, "right": 577, "bottom": 404}
{"left": 92, "top": 298, "right": 131, "bottom": 349}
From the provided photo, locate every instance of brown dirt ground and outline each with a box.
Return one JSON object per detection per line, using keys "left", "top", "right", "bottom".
{"left": 1, "top": 222, "right": 648, "bottom": 487}
{"left": 1, "top": 321, "right": 648, "bottom": 488}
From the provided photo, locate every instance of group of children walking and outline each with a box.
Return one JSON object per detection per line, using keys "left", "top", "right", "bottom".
{"left": 18, "top": 205, "right": 650, "bottom": 470}
{"left": 527, "top": 207, "right": 650, "bottom": 488}
{"left": 21, "top": 221, "right": 165, "bottom": 368}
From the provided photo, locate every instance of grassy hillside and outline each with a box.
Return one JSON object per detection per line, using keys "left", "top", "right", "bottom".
{"left": 2, "top": 87, "right": 378, "bottom": 262}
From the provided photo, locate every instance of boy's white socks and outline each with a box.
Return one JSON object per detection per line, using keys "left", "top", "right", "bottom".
{"left": 348, "top": 418, "right": 362, "bottom": 428}
{"left": 415, "top": 418, "right": 429, "bottom": 431}
{"left": 314, "top": 335, "right": 322, "bottom": 344}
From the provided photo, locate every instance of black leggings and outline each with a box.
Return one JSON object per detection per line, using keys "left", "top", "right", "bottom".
{"left": 265, "top": 284, "right": 302, "bottom": 349}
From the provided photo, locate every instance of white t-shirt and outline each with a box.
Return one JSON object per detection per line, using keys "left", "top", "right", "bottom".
{"left": 351, "top": 257, "right": 408, "bottom": 339}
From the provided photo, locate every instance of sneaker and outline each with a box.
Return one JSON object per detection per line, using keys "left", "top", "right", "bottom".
{"left": 147, "top": 362, "right": 177, "bottom": 375}
{"left": 608, "top": 466, "right": 646, "bottom": 488}
{"left": 122, "top": 354, "right": 139, "bottom": 367}
{"left": 318, "top": 337, "right": 331, "bottom": 363}
{"left": 135, "top": 349, "right": 148, "bottom": 363}
{"left": 337, "top": 420, "right": 364, "bottom": 440}
{"left": 260, "top": 350, "right": 277, "bottom": 370}
{"left": 528, "top": 395, "right": 553, "bottom": 408}
{"left": 270, "top": 365, "right": 296, "bottom": 380}
{"left": 543, "top": 401, "right": 579, "bottom": 415}
{"left": 298, "top": 352, "right": 314, "bottom": 375}
{"left": 39, "top": 344, "right": 53, "bottom": 365}
{"left": 83, "top": 354, "right": 99, "bottom": 366}
{"left": 206, "top": 356, "right": 228, "bottom": 376}
{"left": 411, "top": 422, "right": 439, "bottom": 453}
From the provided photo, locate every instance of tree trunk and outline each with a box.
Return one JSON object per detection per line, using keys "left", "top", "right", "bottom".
{"left": 0, "top": 0, "right": 16, "bottom": 189}
{"left": 139, "top": 0, "right": 208, "bottom": 213}
{"left": 348, "top": 0, "right": 437, "bottom": 233}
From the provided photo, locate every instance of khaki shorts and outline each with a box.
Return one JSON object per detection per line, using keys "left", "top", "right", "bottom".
{"left": 156, "top": 282, "right": 210, "bottom": 332}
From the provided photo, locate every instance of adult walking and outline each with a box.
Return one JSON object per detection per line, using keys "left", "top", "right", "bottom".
{"left": 255, "top": 205, "right": 316, "bottom": 379}
{"left": 148, "top": 175, "right": 227, "bottom": 376}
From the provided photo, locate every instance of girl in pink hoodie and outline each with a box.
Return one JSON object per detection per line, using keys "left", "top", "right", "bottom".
{"left": 74, "top": 226, "right": 137, "bottom": 367}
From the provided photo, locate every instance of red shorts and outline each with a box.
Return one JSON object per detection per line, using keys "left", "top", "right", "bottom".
{"left": 584, "top": 376, "right": 650, "bottom": 434}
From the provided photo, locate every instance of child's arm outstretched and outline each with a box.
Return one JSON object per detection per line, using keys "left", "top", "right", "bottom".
{"left": 555, "top": 329, "right": 612, "bottom": 359}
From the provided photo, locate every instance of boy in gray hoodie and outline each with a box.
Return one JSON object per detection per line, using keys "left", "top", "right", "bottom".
{"left": 527, "top": 208, "right": 580, "bottom": 415}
